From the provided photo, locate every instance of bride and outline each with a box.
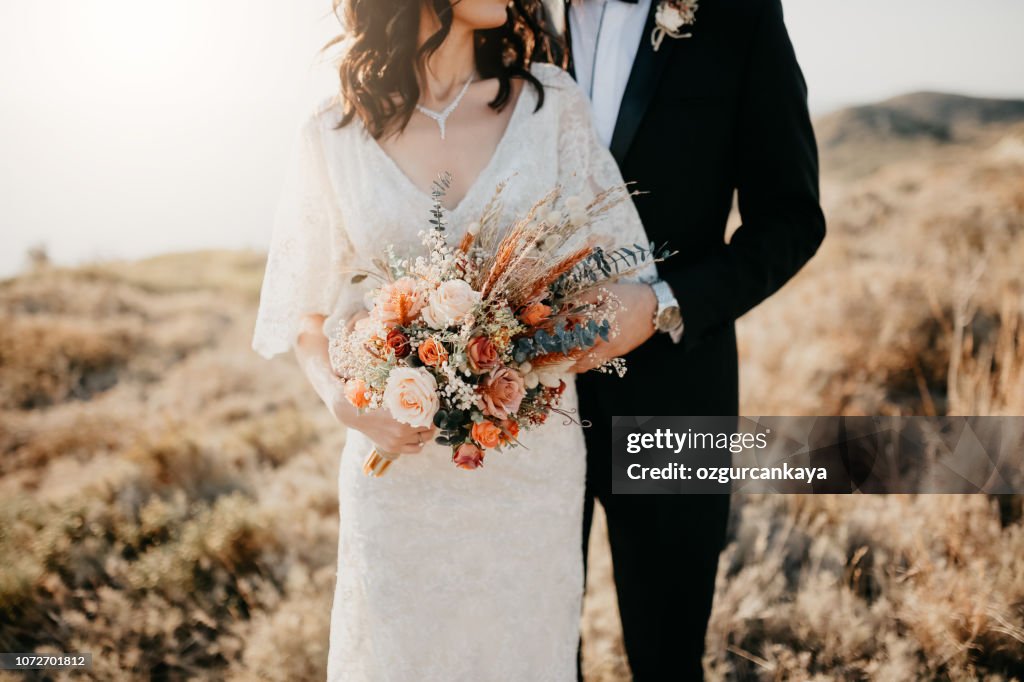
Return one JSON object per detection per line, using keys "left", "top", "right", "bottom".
{"left": 252, "top": 0, "right": 657, "bottom": 679}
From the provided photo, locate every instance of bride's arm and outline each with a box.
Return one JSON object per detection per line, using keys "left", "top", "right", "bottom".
{"left": 253, "top": 111, "right": 432, "bottom": 454}
{"left": 546, "top": 67, "right": 659, "bottom": 370}
{"left": 294, "top": 313, "right": 348, "bottom": 420}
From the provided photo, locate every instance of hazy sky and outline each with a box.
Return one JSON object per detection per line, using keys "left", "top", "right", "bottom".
{"left": 2, "top": 0, "right": 1023, "bottom": 276}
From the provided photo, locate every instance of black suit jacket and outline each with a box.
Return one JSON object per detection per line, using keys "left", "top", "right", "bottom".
{"left": 573, "top": 0, "right": 826, "bottom": 424}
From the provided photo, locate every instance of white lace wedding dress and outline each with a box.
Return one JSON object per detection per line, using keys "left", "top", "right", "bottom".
{"left": 252, "top": 63, "right": 654, "bottom": 681}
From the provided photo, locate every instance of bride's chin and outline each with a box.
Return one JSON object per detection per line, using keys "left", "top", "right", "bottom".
{"left": 452, "top": 0, "right": 510, "bottom": 31}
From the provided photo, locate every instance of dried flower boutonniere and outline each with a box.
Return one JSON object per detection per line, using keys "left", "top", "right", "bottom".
{"left": 651, "top": 0, "right": 699, "bottom": 52}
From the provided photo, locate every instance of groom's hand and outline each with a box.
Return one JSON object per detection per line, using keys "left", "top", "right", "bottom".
{"left": 572, "top": 282, "right": 657, "bottom": 372}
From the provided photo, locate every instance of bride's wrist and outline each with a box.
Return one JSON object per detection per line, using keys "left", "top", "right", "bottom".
{"left": 323, "top": 378, "right": 359, "bottom": 425}
{"left": 299, "top": 353, "right": 350, "bottom": 419}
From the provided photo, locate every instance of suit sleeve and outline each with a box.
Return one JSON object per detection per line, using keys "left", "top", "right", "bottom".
{"left": 666, "top": 0, "right": 826, "bottom": 351}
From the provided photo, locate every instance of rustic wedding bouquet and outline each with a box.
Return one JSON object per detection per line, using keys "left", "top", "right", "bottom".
{"left": 329, "top": 174, "right": 671, "bottom": 476}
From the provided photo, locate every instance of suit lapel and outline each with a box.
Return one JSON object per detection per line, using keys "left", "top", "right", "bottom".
{"left": 608, "top": 1, "right": 676, "bottom": 166}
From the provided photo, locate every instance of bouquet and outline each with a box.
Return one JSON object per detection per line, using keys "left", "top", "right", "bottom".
{"left": 329, "top": 174, "right": 672, "bottom": 476}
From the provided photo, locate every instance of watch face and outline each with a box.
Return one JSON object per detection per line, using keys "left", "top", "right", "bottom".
{"left": 657, "top": 306, "right": 682, "bottom": 332}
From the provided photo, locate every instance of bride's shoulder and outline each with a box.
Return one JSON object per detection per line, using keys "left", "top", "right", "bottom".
{"left": 528, "top": 62, "right": 585, "bottom": 107}
{"left": 529, "top": 62, "right": 579, "bottom": 92}
{"left": 294, "top": 95, "right": 348, "bottom": 144}
{"left": 528, "top": 62, "right": 588, "bottom": 114}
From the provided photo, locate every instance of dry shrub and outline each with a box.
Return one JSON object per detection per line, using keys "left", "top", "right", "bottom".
{"left": 0, "top": 405, "right": 137, "bottom": 477}
{"left": 0, "top": 316, "right": 138, "bottom": 409}
{"left": 122, "top": 427, "right": 246, "bottom": 505}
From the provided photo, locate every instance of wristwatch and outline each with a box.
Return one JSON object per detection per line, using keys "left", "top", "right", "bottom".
{"left": 650, "top": 280, "right": 684, "bottom": 343}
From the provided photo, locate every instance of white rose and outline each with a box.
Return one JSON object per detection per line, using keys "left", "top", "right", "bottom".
{"left": 656, "top": 6, "right": 686, "bottom": 32}
{"left": 421, "top": 279, "right": 482, "bottom": 329}
{"left": 383, "top": 367, "right": 439, "bottom": 428}
{"left": 524, "top": 358, "right": 576, "bottom": 390}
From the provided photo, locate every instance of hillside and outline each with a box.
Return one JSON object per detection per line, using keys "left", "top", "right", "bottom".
{"left": 815, "top": 91, "right": 1024, "bottom": 177}
{"left": 1, "top": 93, "right": 1023, "bottom": 680}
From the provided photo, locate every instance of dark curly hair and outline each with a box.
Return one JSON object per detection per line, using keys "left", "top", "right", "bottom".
{"left": 325, "top": 0, "right": 565, "bottom": 139}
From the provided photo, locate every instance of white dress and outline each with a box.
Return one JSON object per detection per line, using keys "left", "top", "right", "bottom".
{"left": 252, "top": 63, "right": 654, "bottom": 681}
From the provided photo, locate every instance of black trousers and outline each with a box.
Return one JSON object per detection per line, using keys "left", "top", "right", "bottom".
{"left": 577, "top": 389, "right": 731, "bottom": 681}
{"left": 580, "top": 482, "right": 730, "bottom": 680}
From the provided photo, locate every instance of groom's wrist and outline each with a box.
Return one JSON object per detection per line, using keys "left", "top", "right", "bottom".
{"left": 668, "top": 320, "right": 684, "bottom": 344}
{"left": 649, "top": 279, "right": 685, "bottom": 343}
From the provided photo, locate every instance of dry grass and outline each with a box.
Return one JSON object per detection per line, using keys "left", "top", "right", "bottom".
{"left": 0, "top": 253, "right": 344, "bottom": 680}
{"left": 1, "top": 126, "right": 1023, "bottom": 680}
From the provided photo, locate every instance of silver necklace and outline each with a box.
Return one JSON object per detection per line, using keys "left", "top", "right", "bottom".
{"left": 415, "top": 75, "right": 474, "bottom": 140}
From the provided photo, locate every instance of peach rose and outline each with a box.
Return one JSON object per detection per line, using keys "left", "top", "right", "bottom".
{"left": 466, "top": 336, "right": 499, "bottom": 374}
{"left": 471, "top": 421, "right": 503, "bottom": 449}
{"left": 344, "top": 378, "right": 370, "bottom": 409}
{"left": 417, "top": 337, "right": 448, "bottom": 367}
{"left": 382, "top": 367, "right": 439, "bottom": 428}
{"left": 421, "top": 279, "right": 481, "bottom": 329}
{"left": 452, "top": 442, "right": 484, "bottom": 470}
{"left": 499, "top": 419, "right": 520, "bottom": 444}
{"left": 519, "top": 302, "right": 552, "bottom": 327}
{"left": 385, "top": 328, "right": 411, "bottom": 358}
{"left": 373, "top": 277, "right": 425, "bottom": 327}
{"left": 478, "top": 367, "right": 526, "bottom": 420}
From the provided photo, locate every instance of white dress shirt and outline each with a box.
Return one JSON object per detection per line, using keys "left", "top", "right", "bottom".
{"left": 567, "top": 0, "right": 652, "bottom": 147}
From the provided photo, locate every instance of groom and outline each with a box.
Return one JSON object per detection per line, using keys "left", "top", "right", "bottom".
{"left": 562, "top": 0, "right": 826, "bottom": 678}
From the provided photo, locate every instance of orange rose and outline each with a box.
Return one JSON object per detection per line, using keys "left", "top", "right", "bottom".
{"left": 385, "top": 328, "right": 411, "bottom": 358}
{"left": 472, "top": 421, "right": 503, "bottom": 449}
{"left": 344, "top": 378, "right": 370, "bottom": 409}
{"left": 418, "top": 337, "right": 448, "bottom": 367}
{"left": 520, "top": 302, "right": 552, "bottom": 327}
{"left": 466, "top": 336, "right": 499, "bottom": 373}
{"left": 453, "top": 443, "right": 484, "bottom": 470}
{"left": 499, "top": 419, "right": 520, "bottom": 444}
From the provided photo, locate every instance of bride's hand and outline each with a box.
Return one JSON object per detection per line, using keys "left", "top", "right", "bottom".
{"left": 571, "top": 282, "right": 657, "bottom": 373}
{"left": 294, "top": 312, "right": 435, "bottom": 455}
{"left": 324, "top": 377, "right": 437, "bottom": 455}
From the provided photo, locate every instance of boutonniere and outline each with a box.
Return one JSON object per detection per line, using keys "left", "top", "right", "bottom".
{"left": 651, "top": 0, "right": 699, "bottom": 52}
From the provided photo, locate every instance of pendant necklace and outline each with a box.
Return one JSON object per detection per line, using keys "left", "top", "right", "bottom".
{"left": 416, "top": 75, "right": 474, "bottom": 141}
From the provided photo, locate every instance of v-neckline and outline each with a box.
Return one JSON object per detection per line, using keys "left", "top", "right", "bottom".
{"left": 359, "top": 77, "right": 532, "bottom": 216}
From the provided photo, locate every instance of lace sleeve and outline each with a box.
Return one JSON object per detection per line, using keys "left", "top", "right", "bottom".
{"left": 552, "top": 67, "right": 659, "bottom": 284}
{"left": 251, "top": 112, "right": 362, "bottom": 359}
